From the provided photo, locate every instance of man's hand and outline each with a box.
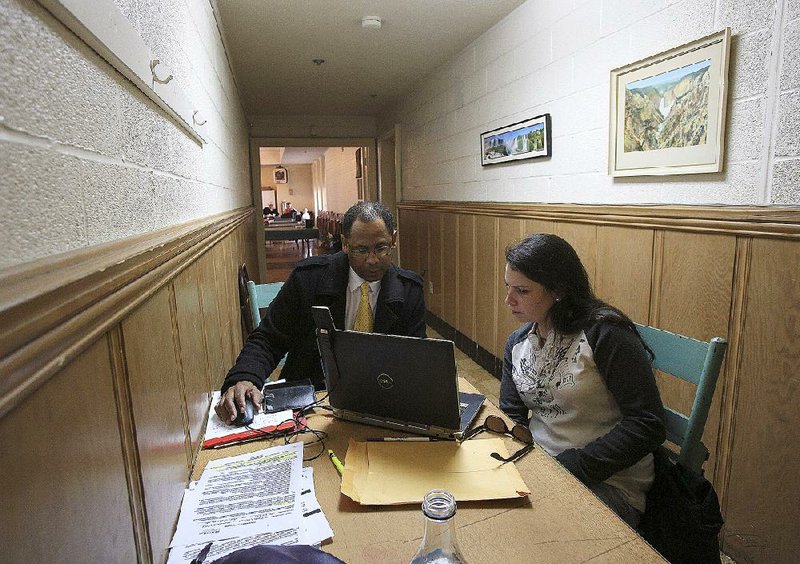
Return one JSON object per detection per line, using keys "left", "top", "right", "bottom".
{"left": 215, "top": 381, "right": 263, "bottom": 424}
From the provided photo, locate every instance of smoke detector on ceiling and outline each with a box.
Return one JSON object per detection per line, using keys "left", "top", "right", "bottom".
{"left": 361, "top": 16, "right": 382, "bottom": 29}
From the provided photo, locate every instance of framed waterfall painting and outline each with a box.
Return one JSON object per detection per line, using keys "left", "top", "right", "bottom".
{"left": 608, "top": 28, "right": 731, "bottom": 177}
{"left": 480, "top": 114, "right": 551, "bottom": 166}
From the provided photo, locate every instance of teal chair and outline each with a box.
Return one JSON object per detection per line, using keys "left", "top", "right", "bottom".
{"left": 635, "top": 323, "right": 728, "bottom": 475}
{"left": 245, "top": 279, "right": 284, "bottom": 370}
{"left": 237, "top": 263, "right": 283, "bottom": 333}
{"left": 246, "top": 280, "right": 283, "bottom": 330}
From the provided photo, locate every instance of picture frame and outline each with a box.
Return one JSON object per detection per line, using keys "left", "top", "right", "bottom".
{"left": 480, "top": 113, "right": 551, "bottom": 166}
{"left": 355, "top": 147, "right": 363, "bottom": 179}
{"left": 273, "top": 166, "right": 288, "bottom": 184}
{"left": 608, "top": 28, "right": 731, "bottom": 177}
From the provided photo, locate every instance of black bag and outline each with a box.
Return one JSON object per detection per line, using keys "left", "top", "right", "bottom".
{"left": 638, "top": 448, "right": 724, "bottom": 564}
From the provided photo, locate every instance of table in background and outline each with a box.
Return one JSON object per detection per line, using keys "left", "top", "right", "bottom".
{"left": 194, "top": 381, "right": 665, "bottom": 563}
{"left": 264, "top": 226, "right": 320, "bottom": 257}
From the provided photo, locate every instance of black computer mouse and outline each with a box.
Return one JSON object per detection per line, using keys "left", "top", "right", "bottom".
{"left": 232, "top": 398, "right": 255, "bottom": 426}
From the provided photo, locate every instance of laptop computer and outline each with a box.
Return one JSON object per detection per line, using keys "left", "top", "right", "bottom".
{"left": 312, "top": 306, "right": 484, "bottom": 438}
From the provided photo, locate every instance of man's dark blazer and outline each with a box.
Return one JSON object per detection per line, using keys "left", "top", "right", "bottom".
{"left": 222, "top": 252, "right": 426, "bottom": 391}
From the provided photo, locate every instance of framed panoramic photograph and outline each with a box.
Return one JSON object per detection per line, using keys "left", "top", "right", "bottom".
{"left": 609, "top": 28, "right": 731, "bottom": 177}
{"left": 480, "top": 113, "right": 551, "bottom": 166}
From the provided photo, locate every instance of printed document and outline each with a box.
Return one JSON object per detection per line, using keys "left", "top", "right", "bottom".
{"left": 170, "top": 442, "right": 304, "bottom": 547}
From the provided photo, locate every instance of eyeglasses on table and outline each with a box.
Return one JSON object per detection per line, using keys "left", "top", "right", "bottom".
{"left": 461, "top": 414, "right": 534, "bottom": 463}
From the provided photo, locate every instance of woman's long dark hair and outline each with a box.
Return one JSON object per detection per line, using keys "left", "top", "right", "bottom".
{"left": 505, "top": 234, "right": 649, "bottom": 353}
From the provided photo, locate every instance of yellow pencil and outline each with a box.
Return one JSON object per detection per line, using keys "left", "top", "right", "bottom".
{"left": 327, "top": 449, "right": 344, "bottom": 475}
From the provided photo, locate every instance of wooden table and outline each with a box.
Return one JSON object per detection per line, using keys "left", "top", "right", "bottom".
{"left": 264, "top": 226, "right": 320, "bottom": 257}
{"left": 194, "top": 383, "right": 665, "bottom": 563}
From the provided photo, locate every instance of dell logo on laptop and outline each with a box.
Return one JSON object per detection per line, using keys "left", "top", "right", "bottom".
{"left": 377, "top": 373, "right": 394, "bottom": 389}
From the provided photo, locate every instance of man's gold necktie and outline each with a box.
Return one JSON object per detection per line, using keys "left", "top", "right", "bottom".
{"left": 353, "top": 282, "right": 374, "bottom": 332}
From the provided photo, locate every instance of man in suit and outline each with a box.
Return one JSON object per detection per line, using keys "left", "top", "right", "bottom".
{"left": 215, "top": 201, "right": 426, "bottom": 423}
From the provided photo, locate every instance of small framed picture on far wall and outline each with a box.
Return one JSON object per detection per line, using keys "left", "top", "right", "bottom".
{"left": 273, "top": 166, "right": 288, "bottom": 184}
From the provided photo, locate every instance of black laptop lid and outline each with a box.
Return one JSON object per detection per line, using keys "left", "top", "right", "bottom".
{"left": 312, "top": 307, "right": 461, "bottom": 431}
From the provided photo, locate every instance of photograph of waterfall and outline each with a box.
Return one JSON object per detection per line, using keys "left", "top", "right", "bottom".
{"left": 480, "top": 114, "right": 552, "bottom": 166}
{"left": 609, "top": 29, "right": 731, "bottom": 177}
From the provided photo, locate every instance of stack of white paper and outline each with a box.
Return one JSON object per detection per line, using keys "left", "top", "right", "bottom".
{"left": 167, "top": 442, "right": 334, "bottom": 563}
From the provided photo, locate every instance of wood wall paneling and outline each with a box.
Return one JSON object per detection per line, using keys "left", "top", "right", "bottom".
{"left": 122, "top": 288, "right": 191, "bottom": 564}
{"left": 218, "top": 236, "right": 241, "bottom": 369}
{"left": 456, "top": 214, "right": 476, "bottom": 340}
{"left": 442, "top": 213, "right": 458, "bottom": 325}
{"left": 231, "top": 231, "right": 246, "bottom": 356}
{"left": 398, "top": 209, "right": 421, "bottom": 275}
{"left": 427, "top": 213, "right": 443, "bottom": 315}
{"left": 495, "top": 218, "right": 526, "bottom": 358}
{"left": 473, "top": 215, "right": 498, "bottom": 354}
{"left": 0, "top": 210, "right": 252, "bottom": 562}
{"left": 418, "top": 212, "right": 432, "bottom": 314}
{"left": 595, "top": 226, "right": 654, "bottom": 323}
{"left": 244, "top": 214, "right": 260, "bottom": 286}
{"left": 655, "top": 231, "right": 736, "bottom": 477}
{"left": 713, "top": 237, "right": 751, "bottom": 517}
{"left": 553, "top": 222, "right": 599, "bottom": 287}
{"left": 168, "top": 283, "right": 195, "bottom": 471}
{"left": 173, "top": 261, "right": 213, "bottom": 455}
{"left": 198, "top": 246, "right": 226, "bottom": 389}
{"left": 523, "top": 219, "right": 557, "bottom": 239}
{"left": 212, "top": 239, "right": 231, "bottom": 372}
{"left": 0, "top": 338, "right": 137, "bottom": 562}
{"left": 721, "top": 238, "right": 800, "bottom": 562}
{"left": 657, "top": 231, "right": 735, "bottom": 339}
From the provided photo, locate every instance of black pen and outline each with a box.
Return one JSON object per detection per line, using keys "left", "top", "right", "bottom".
{"left": 191, "top": 541, "right": 213, "bottom": 564}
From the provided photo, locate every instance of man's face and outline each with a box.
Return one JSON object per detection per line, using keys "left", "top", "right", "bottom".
{"left": 342, "top": 218, "right": 397, "bottom": 282}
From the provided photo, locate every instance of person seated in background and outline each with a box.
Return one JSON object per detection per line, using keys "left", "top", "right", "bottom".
{"left": 263, "top": 203, "right": 277, "bottom": 217}
{"left": 499, "top": 233, "right": 665, "bottom": 528}
{"left": 281, "top": 202, "right": 299, "bottom": 220}
{"left": 301, "top": 207, "right": 313, "bottom": 227}
{"left": 215, "top": 201, "right": 427, "bottom": 424}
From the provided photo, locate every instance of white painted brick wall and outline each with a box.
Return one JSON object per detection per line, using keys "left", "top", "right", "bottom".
{"left": 0, "top": 0, "right": 250, "bottom": 269}
{"left": 773, "top": 2, "right": 800, "bottom": 199}
{"left": 383, "top": 0, "right": 800, "bottom": 206}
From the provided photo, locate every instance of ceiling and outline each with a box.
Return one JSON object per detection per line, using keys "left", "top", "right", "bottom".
{"left": 214, "top": 0, "right": 525, "bottom": 118}
{"left": 259, "top": 146, "right": 328, "bottom": 165}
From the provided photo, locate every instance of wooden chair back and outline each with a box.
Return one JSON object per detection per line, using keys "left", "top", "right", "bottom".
{"left": 635, "top": 323, "right": 727, "bottom": 474}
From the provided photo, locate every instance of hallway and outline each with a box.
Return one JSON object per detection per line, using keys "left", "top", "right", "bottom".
{"left": 263, "top": 240, "right": 502, "bottom": 406}
{"left": 263, "top": 238, "right": 322, "bottom": 283}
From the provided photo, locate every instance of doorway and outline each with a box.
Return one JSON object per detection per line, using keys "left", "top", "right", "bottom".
{"left": 249, "top": 137, "right": 377, "bottom": 282}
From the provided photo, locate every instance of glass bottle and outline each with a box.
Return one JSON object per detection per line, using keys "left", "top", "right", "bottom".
{"left": 409, "top": 489, "right": 467, "bottom": 563}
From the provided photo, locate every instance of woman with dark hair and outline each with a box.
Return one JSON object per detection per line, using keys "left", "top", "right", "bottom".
{"left": 499, "top": 233, "right": 665, "bottom": 528}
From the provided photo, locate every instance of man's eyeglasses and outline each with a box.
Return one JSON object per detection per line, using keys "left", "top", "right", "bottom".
{"left": 348, "top": 244, "right": 393, "bottom": 258}
{"left": 461, "top": 414, "right": 534, "bottom": 464}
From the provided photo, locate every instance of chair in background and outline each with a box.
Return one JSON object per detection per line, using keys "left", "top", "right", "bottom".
{"left": 238, "top": 264, "right": 254, "bottom": 341}
{"left": 246, "top": 280, "right": 283, "bottom": 331}
{"left": 238, "top": 264, "right": 284, "bottom": 333}
{"left": 247, "top": 280, "right": 284, "bottom": 370}
{"left": 237, "top": 264, "right": 285, "bottom": 371}
{"left": 635, "top": 323, "right": 728, "bottom": 475}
